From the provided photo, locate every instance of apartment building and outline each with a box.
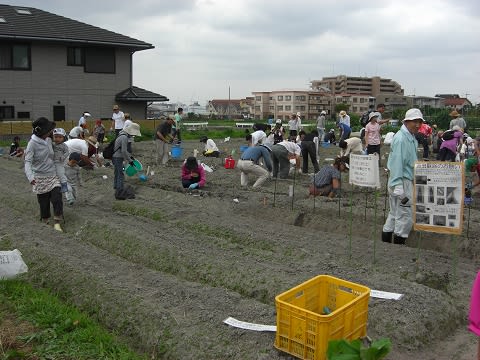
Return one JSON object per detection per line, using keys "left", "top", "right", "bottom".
{"left": 251, "top": 89, "right": 333, "bottom": 121}
{"left": 311, "top": 75, "right": 404, "bottom": 97}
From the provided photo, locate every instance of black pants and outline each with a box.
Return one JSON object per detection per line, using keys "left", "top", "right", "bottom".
{"left": 37, "top": 187, "right": 63, "bottom": 220}
{"left": 367, "top": 144, "right": 381, "bottom": 157}
{"left": 301, "top": 141, "right": 319, "bottom": 173}
{"left": 438, "top": 147, "right": 456, "bottom": 161}
{"left": 415, "top": 133, "right": 429, "bottom": 159}
{"left": 182, "top": 175, "right": 200, "bottom": 188}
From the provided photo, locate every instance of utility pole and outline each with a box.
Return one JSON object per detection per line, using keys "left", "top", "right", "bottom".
{"left": 463, "top": 93, "right": 471, "bottom": 116}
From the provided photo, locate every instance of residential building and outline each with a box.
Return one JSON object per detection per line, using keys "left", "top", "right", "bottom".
{"left": 311, "top": 75, "right": 404, "bottom": 97}
{"left": 0, "top": 4, "right": 168, "bottom": 122}
{"left": 435, "top": 94, "right": 472, "bottom": 111}
{"left": 207, "top": 99, "right": 249, "bottom": 119}
{"left": 252, "top": 89, "right": 333, "bottom": 121}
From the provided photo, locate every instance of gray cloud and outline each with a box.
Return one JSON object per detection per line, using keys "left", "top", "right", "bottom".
{"left": 5, "top": 0, "right": 480, "bottom": 104}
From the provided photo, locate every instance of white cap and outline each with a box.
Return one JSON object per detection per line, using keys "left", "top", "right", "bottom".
{"left": 368, "top": 112, "right": 380, "bottom": 121}
{"left": 53, "top": 128, "right": 66, "bottom": 136}
{"left": 403, "top": 108, "right": 424, "bottom": 122}
{"left": 84, "top": 112, "right": 91, "bottom": 117}
{"left": 276, "top": 119, "right": 282, "bottom": 124}
{"left": 320, "top": 110, "right": 326, "bottom": 115}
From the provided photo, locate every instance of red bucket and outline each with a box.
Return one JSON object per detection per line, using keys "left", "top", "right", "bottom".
{"left": 224, "top": 156, "right": 235, "bottom": 169}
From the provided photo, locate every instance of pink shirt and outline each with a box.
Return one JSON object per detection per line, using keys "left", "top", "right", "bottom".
{"left": 469, "top": 271, "right": 480, "bottom": 336}
{"left": 181, "top": 163, "right": 206, "bottom": 187}
{"left": 365, "top": 121, "right": 381, "bottom": 146}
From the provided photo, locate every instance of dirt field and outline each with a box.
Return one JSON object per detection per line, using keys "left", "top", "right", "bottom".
{"left": 0, "top": 137, "right": 479, "bottom": 360}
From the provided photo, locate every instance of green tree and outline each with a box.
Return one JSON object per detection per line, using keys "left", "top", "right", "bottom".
{"left": 335, "top": 103, "right": 350, "bottom": 113}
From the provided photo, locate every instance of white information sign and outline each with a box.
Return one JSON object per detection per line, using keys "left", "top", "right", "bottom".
{"left": 413, "top": 161, "right": 464, "bottom": 235}
{"left": 349, "top": 154, "right": 381, "bottom": 189}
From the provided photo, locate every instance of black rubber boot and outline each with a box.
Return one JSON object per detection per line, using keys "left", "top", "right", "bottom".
{"left": 393, "top": 235, "right": 407, "bottom": 245}
{"left": 381, "top": 231, "right": 393, "bottom": 243}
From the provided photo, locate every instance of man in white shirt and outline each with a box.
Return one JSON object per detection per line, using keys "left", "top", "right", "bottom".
{"left": 78, "top": 112, "right": 91, "bottom": 127}
{"left": 64, "top": 137, "right": 94, "bottom": 168}
{"left": 111, "top": 105, "right": 125, "bottom": 137}
{"left": 339, "top": 137, "right": 364, "bottom": 157}
{"left": 271, "top": 140, "right": 301, "bottom": 179}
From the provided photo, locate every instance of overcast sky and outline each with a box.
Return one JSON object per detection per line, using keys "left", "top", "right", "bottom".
{"left": 6, "top": 0, "right": 480, "bottom": 106}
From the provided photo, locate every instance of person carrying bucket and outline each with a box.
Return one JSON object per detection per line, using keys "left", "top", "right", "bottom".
{"left": 112, "top": 122, "right": 141, "bottom": 196}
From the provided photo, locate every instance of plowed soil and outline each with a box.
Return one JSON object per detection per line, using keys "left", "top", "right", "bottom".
{"left": 0, "top": 138, "right": 479, "bottom": 359}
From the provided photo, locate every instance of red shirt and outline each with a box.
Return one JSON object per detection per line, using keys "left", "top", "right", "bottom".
{"left": 418, "top": 123, "right": 432, "bottom": 137}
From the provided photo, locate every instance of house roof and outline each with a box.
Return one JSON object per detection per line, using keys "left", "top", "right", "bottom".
{"left": 444, "top": 98, "right": 472, "bottom": 106}
{"left": 115, "top": 86, "right": 169, "bottom": 102}
{"left": 0, "top": 5, "right": 153, "bottom": 50}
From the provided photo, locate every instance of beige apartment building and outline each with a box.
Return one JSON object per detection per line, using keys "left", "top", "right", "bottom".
{"left": 311, "top": 75, "right": 404, "bottom": 98}
{"left": 252, "top": 75, "right": 405, "bottom": 120}
{"left": 252, "top": 89, "right": 333, "bottom": 121}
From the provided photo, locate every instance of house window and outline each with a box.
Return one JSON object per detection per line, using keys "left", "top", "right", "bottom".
{"left": 255, "top": 96, "right": 261, "bottom": 101}
{"left": 255, "top": 106, "right": 260, "bottom": 111}
{"left": 277, "top": 95, "right": 283, "bottom": 101}
{"left": 84, "top": 47, "right": 115, "bottom": 73}
{"left": 285, "top": 105, "right": 291, "bottom": 111}
{"left": 285, "top": 95, "right": 291, "bottom": 101}
{"left": 269, "top": 105, "right": 274, "bottom": 110}
{"left": 0, "top": 106, "right": 14, "bottom": 119}
{"left": 15, "top": 8, "right": 32, "bottom": 15}
{"left": 67, "top": 47, "right": 84, "bottom": 66}
{"left": 277, "top": 105, "right": 283, "bottom": 111}
{"left": 360, "top": 98, "right": 365, "bottom": 103}
{"left": 17, "top": 111, "right": 30, "bottom": 119}
{"left": 0, "top": 43, "right": 31, "bottom": 70}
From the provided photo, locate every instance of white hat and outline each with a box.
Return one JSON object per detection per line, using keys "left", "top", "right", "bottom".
{"left": 368, "top": 112, "right": 380, "bottom": 121}
{"left": 275, "top": 119, "right": 282, "bottom": 124}
{"left": 123, "top": 122, "right": 141, "bottom": 136}
{"left": 403, "top": 108, "right": 424, "bottom": 122}
{"left": 53, "top": 128, "right": 66, "bottom": 137}
{"left": 83, "top": 112, "right": 91, "bottom": 117}
{"left": 320, "top": 110, "right": 326, "bottom": 115}
{"left": 296, "top": 112, "right": 301, "bottom": 117}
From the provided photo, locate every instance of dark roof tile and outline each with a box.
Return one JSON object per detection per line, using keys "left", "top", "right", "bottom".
{"left": 116, "top": 86, "right": 169, "bottom": 102}
{"left": 0, "top": 5, "right": 153, "bottom": 50}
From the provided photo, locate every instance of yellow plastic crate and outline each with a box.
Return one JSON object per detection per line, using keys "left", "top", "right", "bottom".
{"left": 275, "top": 275, "right": 370, "bottom": 360}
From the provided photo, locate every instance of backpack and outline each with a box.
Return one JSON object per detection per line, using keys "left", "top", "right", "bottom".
{"left": 360, "top": 110, "right": 372, "bottom": 127}
{"left": 115, "top": 184, "right": 135, "bottom": 200}
{"left": 102, "top": 134, "right": 125, "bottom": 159}
{"left": 441, "top": 130, "right": 455, "bottom": 141}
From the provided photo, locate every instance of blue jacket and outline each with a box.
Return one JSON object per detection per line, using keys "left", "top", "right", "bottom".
{"left": 387, "top": 124, "right": 418, "bottom": 187}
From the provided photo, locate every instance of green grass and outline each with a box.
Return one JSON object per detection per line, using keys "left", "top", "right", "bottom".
{"left": 0, "top": 279, "right": 145, "bottom": 360}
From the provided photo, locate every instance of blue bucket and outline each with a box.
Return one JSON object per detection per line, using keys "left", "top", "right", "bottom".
{"left": 171, "top": 145, "right": 183, "bottom": 159}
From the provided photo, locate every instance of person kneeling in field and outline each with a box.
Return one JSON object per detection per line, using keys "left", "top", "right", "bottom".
{"left": 309, "top": 156, "right": 349, "bottom": 198}
{"left": 199, "top": 136, "right": 220, "bottom": 157}
{"left": 181, "top": 156, "right": 206, "bottom": 190}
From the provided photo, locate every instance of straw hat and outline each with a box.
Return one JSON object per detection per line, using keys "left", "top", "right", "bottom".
{"left": 86, "top": 136, "right": 98, "bottom": 147}
{"left": 449, "top": 110, "right": 460, "bottom": 117}
{"left": 339, "top": 110, "right": 347, "bottom": 117}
